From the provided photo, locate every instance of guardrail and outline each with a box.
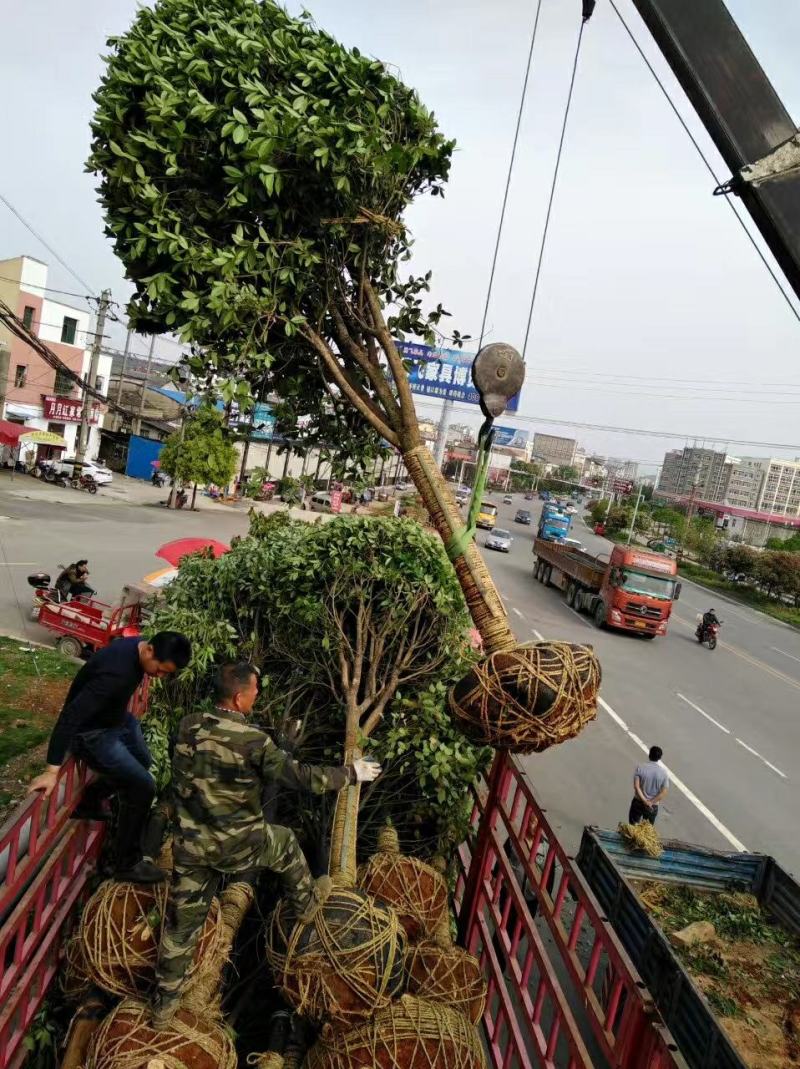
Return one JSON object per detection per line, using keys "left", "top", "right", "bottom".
{"left": 455, "top": 754, "right": 686, "bottom": 1069}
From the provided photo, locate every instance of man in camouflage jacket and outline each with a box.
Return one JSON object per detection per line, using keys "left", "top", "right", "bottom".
{"left": 153, "top": 661, "right": 380, "bottom": 1024}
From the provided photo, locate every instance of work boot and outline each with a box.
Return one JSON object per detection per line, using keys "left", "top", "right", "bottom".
{"left": 297, "top": 875, "right": 333, "bottom": 926}
{"left": 113, "top": 858, "right": 167, "bottom": 884}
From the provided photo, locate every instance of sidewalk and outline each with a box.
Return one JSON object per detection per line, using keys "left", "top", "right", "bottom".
{"left": 0, "top": 470, "right": 235, "bottom": 513}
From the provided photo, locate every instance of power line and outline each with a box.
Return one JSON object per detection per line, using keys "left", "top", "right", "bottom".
{"left": 0, "top": 275, "right": 95, "bottom": 303}
{"left": 477, "top": 0, "right": 544, "bottom": 349}
{"left": 607, "top": 0, "right": 800, "bottom": 327}
{"left": 0, "top": 193, "right": 97, "bottom": 297}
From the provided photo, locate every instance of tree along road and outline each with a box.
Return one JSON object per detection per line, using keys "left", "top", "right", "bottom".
{"left": 480, "top": 496, "right": 800, "bottom": 873}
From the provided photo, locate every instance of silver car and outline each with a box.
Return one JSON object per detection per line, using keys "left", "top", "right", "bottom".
{"left": 485, "top": 528, "right": 512, "bottom": 552}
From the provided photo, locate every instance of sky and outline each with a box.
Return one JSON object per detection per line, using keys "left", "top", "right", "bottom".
{"left": 2, "top": 0, "right": 800, "bottom": 470}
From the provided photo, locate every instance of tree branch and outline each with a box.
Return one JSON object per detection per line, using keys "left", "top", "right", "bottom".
{"left": 362, "top": 279, "right": 418, "bottom": 441}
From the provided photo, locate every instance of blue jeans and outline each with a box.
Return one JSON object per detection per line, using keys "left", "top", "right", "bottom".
{"left": 73, "top": 714, "right": 155, "bottom": 867}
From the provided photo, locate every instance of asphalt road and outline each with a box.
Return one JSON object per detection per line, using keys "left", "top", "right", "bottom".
{"left": 1, "top": 478, "right": 798, "bottom": 872}
{"left": 482, "top": 498, "right": 800, "bottom": 873}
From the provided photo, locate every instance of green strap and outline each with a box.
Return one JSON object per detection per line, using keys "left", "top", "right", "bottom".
{"left": 445, "top": 434, "right": 492, "bottom": 562}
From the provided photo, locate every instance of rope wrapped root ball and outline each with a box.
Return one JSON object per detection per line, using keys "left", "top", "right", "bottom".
{"left": 404, "top": 922, "right": 486, "bottom": 1025}
{"left": 85, "top": 999, "right": 237, "bottom": 1069}
{"left": 357, "top": 826, "right": 448, "bottom": 944}
{"left": 448, "top": 641, "right": 601, "bottom": 753}
{"left": 305, "top": 994, "right": 487, "bottom": 1069}
{"left": 62, "top": 930, "right": 93, "bottom": 1001}
{"left": 80, "top": 880, "right": 223, "bottom": 998}
{"left": 265, "top": 886, "right": 405, "bottom": 1026}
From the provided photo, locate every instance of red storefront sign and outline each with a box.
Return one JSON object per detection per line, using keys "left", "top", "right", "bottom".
{"left": 42, "top": 396, "right": 100, "bottom": 424}
{"left": 330, "top": 489, "right": 343, "bottom": 514}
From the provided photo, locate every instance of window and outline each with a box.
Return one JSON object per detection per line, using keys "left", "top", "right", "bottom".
{"left": 22, "top": 306, "right": 35, "bottom": 330}
{"left": 14, "top": 365, "right": 27, "bottom": 388}
{"left": 54, "top": 368, "right": 74, "bottom": 394}
{"left": 61, "top": 316, "right": 78, "bottom": 345}
{"left": 94, "top": 375, "right": 105, "bottom": 393}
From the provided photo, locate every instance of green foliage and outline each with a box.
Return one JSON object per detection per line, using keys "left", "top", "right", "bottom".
{"left": 754, "top": 550, "right": 800, "bottom": 601}
{"left": 159, "top": 408, "right": 237, "bottom": 489}
{"left": 22, "top": 1002, "right": 62, "bottom": 1069}
{"left": 87, "top": 0, "right": 457, "bottom": 422}
{"left": 508, "top": 461, "right": 541, "bottom": 493}
{"left": 147, "top": 514, "right": 485, "bottom": 855}
{"left": 678, "top": 561, "right": 800, "bottom": 628}
{"left": 685, "top": 518, "right": 719, "bottom": 564}
{"left": 276, "top": 476, "right": 301, "bottom": 504}
{"left": 766, "top": 532, "right": 800, "bottom": 552}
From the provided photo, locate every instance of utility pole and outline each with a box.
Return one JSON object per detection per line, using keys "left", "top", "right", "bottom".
{"left": 627, "top": 486, "right": 644, "bottom": 545}
{"left": 433, "top": 399, "right": 452, "bottom": 469}
{"left": 76, "top": 288, "right": 112, "bottom": 467}
{"left": 114, "top": 327, "right": 133, "bottom": 406}
{"left": 132, "top": 335, "right": 156, "bottom": 437}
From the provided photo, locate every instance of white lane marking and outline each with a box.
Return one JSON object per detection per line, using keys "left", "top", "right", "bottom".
{"left": 771, "top": 646, "right": 800, "bottom": 665}
{"left": 597, "top": 696, "right": 747, "bottom": 852}
{"left": 568, "top": 607, "right": 593, "bottom": 629}
{"left": 512, "top": 607, "right": 525, "bottom": 619}
{"left": 735, "top": 738, "right": 787, "bottom": 779}
{"left": 498, "top": 590, "right": 509, "bottom": 601}
{"left": 1, "top": 562, "right": 38, "bottom": 566}
{"left": 676, "top": 693, "right": 730, "bottom": 735}
{"left": 532, "top": 628, "right": 545, "bottom": 641}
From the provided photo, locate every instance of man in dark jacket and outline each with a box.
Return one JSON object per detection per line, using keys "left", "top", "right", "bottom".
{"left": 56, "top": 559, "right": 94, "bottom": 600}
{"left": 28, "top": 631, "right": 191, "bottom": 883}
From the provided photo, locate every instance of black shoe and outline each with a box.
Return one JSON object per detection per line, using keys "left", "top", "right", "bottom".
{"left": 71, "top": 803, "right": 110, "bottom": 821}
{"left": 113, "top": 859, "right": 167, "bottom": 884}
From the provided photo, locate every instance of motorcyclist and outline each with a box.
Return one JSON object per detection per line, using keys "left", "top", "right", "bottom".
{"left": 55, "top": 560, "right": 95, "bottom": 601}
{"left": 699, "top": 608, "right": 720, "bottom": 639}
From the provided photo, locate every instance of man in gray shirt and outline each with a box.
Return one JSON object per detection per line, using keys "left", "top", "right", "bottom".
{"left": 629, "top": 746, "right": 669, "bottom": 825}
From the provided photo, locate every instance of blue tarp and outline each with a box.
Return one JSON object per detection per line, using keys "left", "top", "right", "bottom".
{"left": 125, "top": 434, "right": 164, "bottom": 481}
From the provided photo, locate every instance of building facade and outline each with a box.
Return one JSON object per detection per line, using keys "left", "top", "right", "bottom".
{"left": 532, "top": 432, "right": 577, "bottom": 469}
{"left": 725, "top": 456, "right": 800, "bottom": 517}
{"left": 0, "top": 255, "right": 109, "bottom": 459}
{"left": 657, "top": 447, "right": 738, "bottom": 503}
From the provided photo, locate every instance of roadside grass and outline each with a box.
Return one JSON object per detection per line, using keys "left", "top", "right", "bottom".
{"left": 0, "top": 638, "right": 74, "bottom": 815}
{"left": 678, "top": 561, "right": 800, "bottom": 629}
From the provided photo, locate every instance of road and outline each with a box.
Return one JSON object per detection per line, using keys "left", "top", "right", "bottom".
{"left": 1, "top": 478, "right": 798, "bottom": 872}
{"left": 482, "top": 497, "right": 800, "bottom": 873}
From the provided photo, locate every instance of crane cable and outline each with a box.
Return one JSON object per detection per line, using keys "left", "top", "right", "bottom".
{"left": 523, "top": 4, "right": 594, "bottom": 359}
{"left": 477, "top": 0, "right": 546, "bottom": 349}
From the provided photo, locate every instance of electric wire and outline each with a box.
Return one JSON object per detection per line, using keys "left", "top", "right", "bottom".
{"left": 477, "top": 0, "right": 544, "bottom": 349}
{"left": 522, "top": 12, "right": 590, "bottom": 358}
{"left": 0, "top": 192, "right": 97, "bottom": 298}
{"left": 607, "top": 0, "right": 800, "bottom": 326}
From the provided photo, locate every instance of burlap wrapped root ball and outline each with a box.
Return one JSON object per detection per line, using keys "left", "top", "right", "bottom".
{"left": 405, "top": 925, "right": 486, "bottom": 1025}
{"left": 85, "top": 998, "right": 236, "bottom": 1069}
{"left": 358, "top": 826, "right": 448, "bottom": 944}
{"left": 449, "top": 641, "right": 601, "bottom": 753}
{"left": 265, "top": 886, "right": 405, "bottom": 1026}
{"left": 80, "top": 880, "right": 223, "bottom": 998}
{"left": 305, "top": 994, "right": 487, "bottom": 1069}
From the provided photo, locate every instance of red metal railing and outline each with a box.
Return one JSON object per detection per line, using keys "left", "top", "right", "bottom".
{"left": 455, "top": 754, "right": 686, "bottom": 1069}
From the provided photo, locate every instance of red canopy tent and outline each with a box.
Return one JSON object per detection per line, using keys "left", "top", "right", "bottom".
{"left": 0, "top": 420, "right": 26, "bottom": 447}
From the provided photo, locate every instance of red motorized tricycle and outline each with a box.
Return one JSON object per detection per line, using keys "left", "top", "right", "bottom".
{"left": 27, "top": 576, "right": 149, "bottom": 659}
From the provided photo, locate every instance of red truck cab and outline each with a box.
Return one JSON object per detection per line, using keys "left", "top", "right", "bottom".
{"left": 601, "top": 545, "right": 680, "bottom": 637}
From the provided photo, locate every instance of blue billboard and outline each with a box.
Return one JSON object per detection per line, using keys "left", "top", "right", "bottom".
{"left": 492, "top": 426, "right": 529, "bottom": 449}
{"left": 396, "top": 341, "right": 520, "bottom": 412}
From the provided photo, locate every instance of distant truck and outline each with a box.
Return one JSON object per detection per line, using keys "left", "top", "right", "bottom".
{"left": 532, "top": 538, "right": 680, "bottom": 637}
{"left": 537, "top": 503, "right": 572, "bottom": 543}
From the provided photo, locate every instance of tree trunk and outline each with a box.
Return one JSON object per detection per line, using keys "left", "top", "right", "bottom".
{"left": 402, "top": 443, "right": 515, "bottom": 655}
{"left": 328, "top": 715, "right": 361, "bottom": 886}
{"left": 191, "top": 482, "right": 198, "bottom": 510}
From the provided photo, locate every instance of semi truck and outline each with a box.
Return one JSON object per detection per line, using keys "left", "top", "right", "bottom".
{"left": 537, "top": 502, "right": 573, "bottom": 542}
{"left": 533, "top": 538, "right": 681, "bottom": 637}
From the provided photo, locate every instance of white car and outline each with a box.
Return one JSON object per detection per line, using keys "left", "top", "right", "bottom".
{"left": 55, "top": 457, "right": 114, "bottom": 485}
{"left": 485, "top": 528, "right": 513, "bottom": 552}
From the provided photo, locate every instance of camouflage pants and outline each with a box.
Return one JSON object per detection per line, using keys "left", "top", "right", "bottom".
{"left": 155, "top": 824, "right": 314, "bottom": 1012}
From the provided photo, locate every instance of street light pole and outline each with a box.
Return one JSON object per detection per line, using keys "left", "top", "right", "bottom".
{"left": 76, "top": 288, "right": 112, "bottom": 467}
{"left": 627, "top": 486, "right": 644, "bottom": 545}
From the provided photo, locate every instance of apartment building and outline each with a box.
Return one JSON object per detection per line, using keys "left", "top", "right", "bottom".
{"left": 657, "top": 447, "right": 738, "bottom": 503}
{"left": 532, "top": 432, "right": 577, "bottom": 469}
{"left": 726, "top": 456, "right": 800, "bottom": 517}
{"left": 0, "top": 255, "right": 110, "bottom": 459}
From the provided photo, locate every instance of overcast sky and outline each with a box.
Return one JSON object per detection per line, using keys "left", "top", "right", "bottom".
{"left": 2, "top": 0, "right": 800, "bottom": 469}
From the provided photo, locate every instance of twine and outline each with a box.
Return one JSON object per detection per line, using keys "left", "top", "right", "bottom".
{"left": 61, "top": 931, "right": 92, "bottom": 1000}
{"left": 358, "top": 845, "right": 448, "bottom": 944}
{"left": 80, "top": 880, "right": 223, "bottom": 999}
{"left": 376, "top": 825, "right": 399, "bottom": 855}
{"left": 448, "top": 641, "right": 601, "bottom": 753}
{"left": 86, "top": 999, "right": 237, "bottom": 1069}
{"left": 405, "top": 942, "right": 487, "bottom": 1025}
{"left": 618, "top": 821, "right": 663, "bottom": 858}
{"left": 247, "top": 1054, "right": 284, "bottom": 1069}
{"left": 305, "top": 994, "right": 487, "bottom": 1069}
{"left": 402, "top": 445, "right": 514, "bottom": 654}
{"left": 265, "top": 888, "right": 405, "bottom": 1026}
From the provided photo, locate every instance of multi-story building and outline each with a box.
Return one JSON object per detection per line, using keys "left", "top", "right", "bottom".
{"left": 726, "top": 456, "right": 800, "bottom": 517}
{"left": 532, "top": 432, "right": 577, "bottom": 469}
{"left": 657, "top": 447, "right": 738, "bottom": 503}
{"left": 0, "top": 255, "right": 110, "bottom": 459}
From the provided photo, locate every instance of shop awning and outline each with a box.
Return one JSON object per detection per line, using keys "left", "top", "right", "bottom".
{"left": 20, "top": 429, "right": 67, "bottom": 448}
{"left": 0, "top": 420, "right": 26, "bottom": 447}
{"left": 0, "top": 421, "right": 67, "bottom": 449}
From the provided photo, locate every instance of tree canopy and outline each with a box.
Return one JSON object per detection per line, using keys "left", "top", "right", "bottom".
{"left": 159, "top": 408, "right": 238, "bottom": 489}
{"left": 88, "top": 0, "right": 457, "bottom": 435}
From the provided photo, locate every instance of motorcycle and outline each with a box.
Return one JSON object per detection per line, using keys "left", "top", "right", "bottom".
{"left": 695, "top": 616, "right": 721, "bottom": 650}
{"left": 70, "top": 473, "right": 98, "bottom": 494}
{"left": 27, "top": 566, "right": 96, "bottom": 618}
{"left": 151, "top": 470, "right": 167, "bottom": 488}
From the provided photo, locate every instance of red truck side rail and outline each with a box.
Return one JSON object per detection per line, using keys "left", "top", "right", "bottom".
{"left": 454, "top": 754, "right": 686, "bottom": 1069}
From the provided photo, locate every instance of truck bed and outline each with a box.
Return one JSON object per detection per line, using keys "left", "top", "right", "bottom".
{"left": 533, "top": 537, "right": 607, "bottom": 589}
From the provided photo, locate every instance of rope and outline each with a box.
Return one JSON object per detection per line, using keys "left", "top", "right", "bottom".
{"left": 181, "top": 881, "right": 254, "bottom": 1014}
{"left": 247, "top": 1054, "right": 284, "bottom": 1069}
{"left": 449, "top": 640, "right": 601, "bottom": 753}
{"left": 305, "top": 995, "right": 486, "bottom": 1069}
{"left": 86, "top": 999, "right": 237, "bottom": 1069}
{"left": 477, "top": 0, "right": 545, "bottom": 348}
{"left": 522, "top": 13, "right": 590, "bottom": 359}
{"left": 405, "top": 940, "right": 487, "bottom": 1025}
{"left": 607, "top": 0, "right": 800, "bottom": 327}
{"left": 358, "top": 830, "right": 449, "bottom": 943}
{"left": 265, "top": 887, "right": 405, "bottom": 1026}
